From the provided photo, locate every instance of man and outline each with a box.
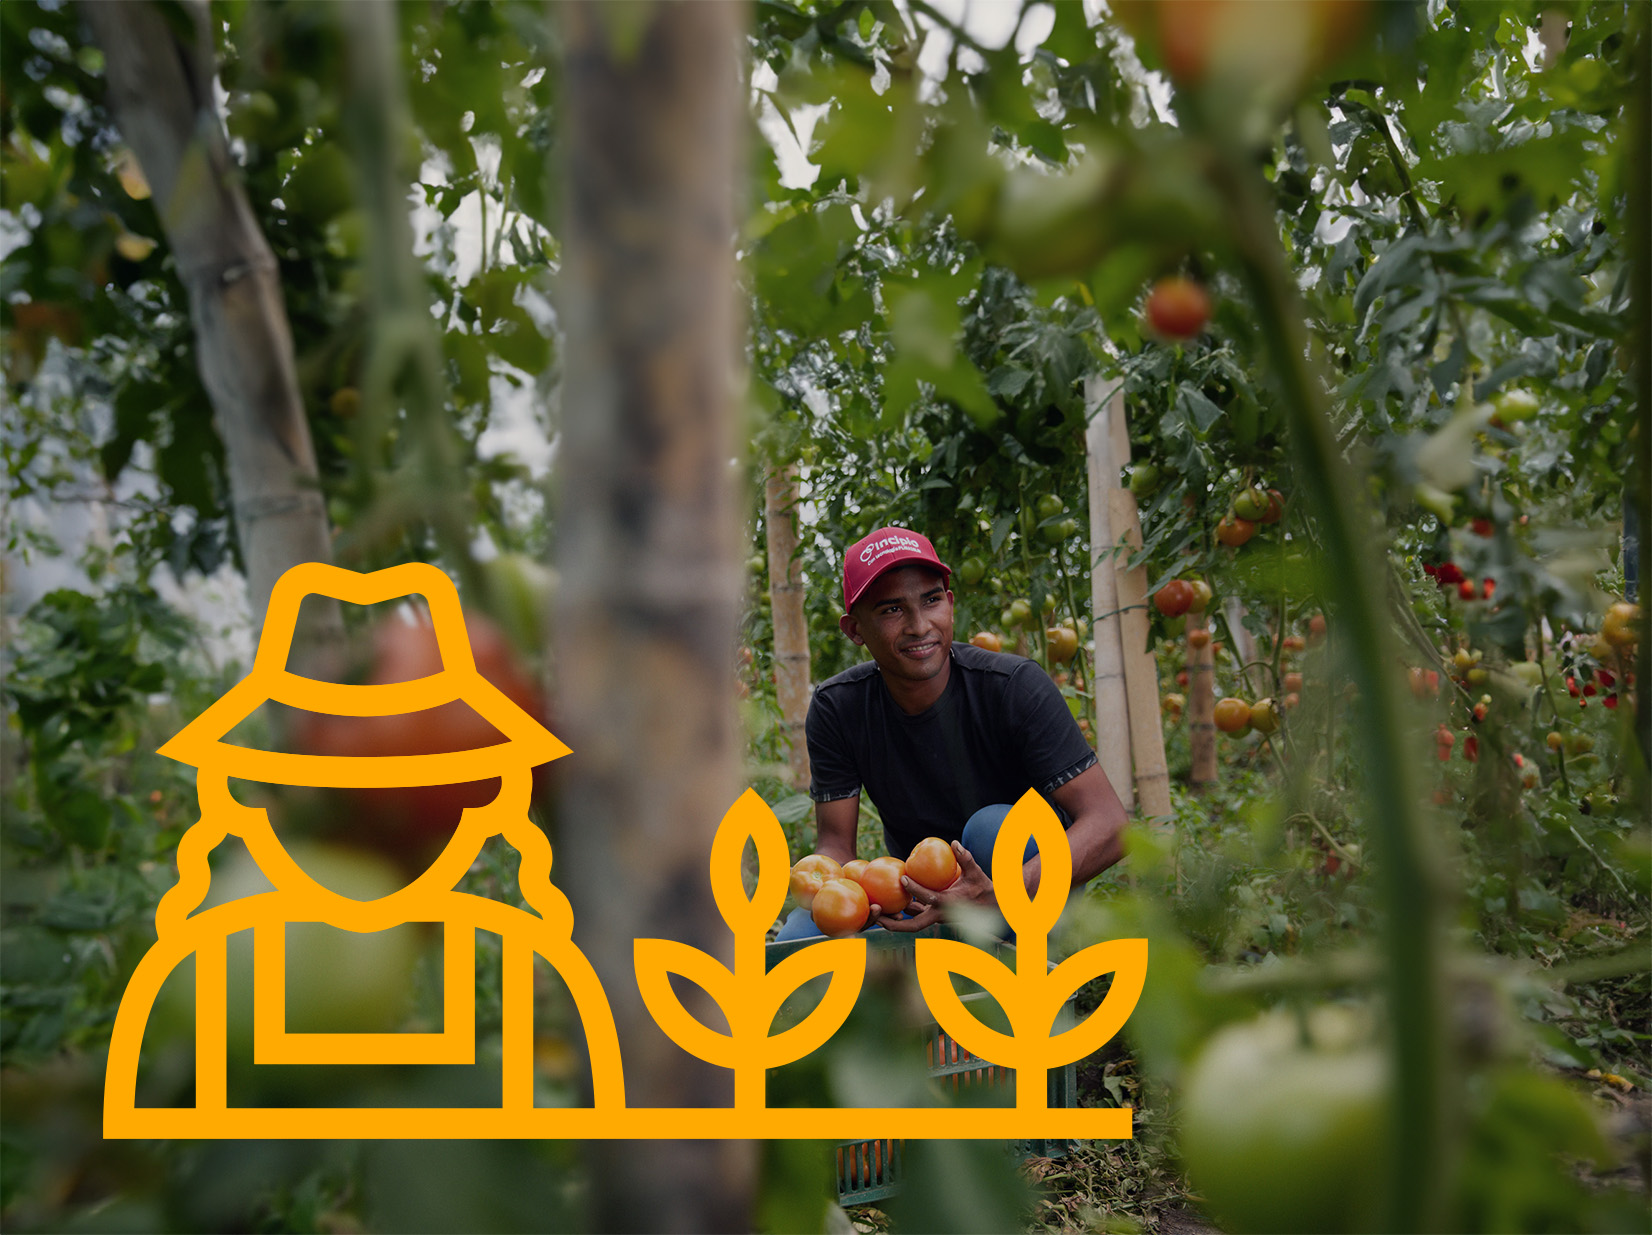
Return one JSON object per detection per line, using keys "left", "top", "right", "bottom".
{"left": 773, "top": 526, "right": 1129, "bottom": 941}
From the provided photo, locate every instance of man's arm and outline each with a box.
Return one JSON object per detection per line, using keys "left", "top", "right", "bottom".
{"left": 888, "top": 764, "right": 1129, "bottom": 929}
{"left": 812, "top": 795, "right": 860, "bottom": 868}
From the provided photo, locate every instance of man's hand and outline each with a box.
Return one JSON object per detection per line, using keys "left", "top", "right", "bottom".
{"left": 872, "top": 840, "right": 995, "bottom": 932}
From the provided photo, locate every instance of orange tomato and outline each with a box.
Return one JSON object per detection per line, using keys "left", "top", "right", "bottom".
{"left": 1214, "top": 697, "right": 1253, "bottom": 734}
{"left": 969, "top": 631, "right": 1003, "bottom": 652}
{"left": 1144, "top": 276, "right": 1212, "bottom": 340}
{"left": 1216, "top": 515, "right": 1257, "bottom": 547}
{"left": 811, "top": 878, "right": 870, "bottom": 937}
{"left": 789, "top": 854, "right": 843, "bottom": 910}
{"left": 856, "top": 856, "right": 909, "bottom": 916}
{"left": 906, "top": 837, "right": 960, "bottom": 891}
{"left": 841, "top": 859, "right": 869, "bottom": 883}
{"left": 1187, "top": 627, "right": 1212, "bottom": 650}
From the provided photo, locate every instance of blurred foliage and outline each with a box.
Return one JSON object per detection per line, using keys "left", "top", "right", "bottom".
{"left": 2, "top": 0, "right": 1648, "bottom": 1232}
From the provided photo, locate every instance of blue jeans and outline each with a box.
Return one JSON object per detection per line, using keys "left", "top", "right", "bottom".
{"left": 773, "top": 803, "right": 1031, "bottom": 942}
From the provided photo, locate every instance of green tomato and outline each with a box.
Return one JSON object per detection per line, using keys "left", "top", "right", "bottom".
{"left": 956, "top": 556, "right": 987, "bottom": 586}
{"left": 1232, "top": 486, "right": 1270, "bottom": 522}
{"left": 1007, "top": 598, "right": 1032, "bottom": 626}
{"left": 1036, "top": 493, "right": 1064, "bottom": 521}
{"left": 1180, "top": 1008, "right": 1389, "bottom": 1234}
{"left": 1491, "top": 388, "right": 1541, "bottom": 423}
{"left": 1127, "top": 463, "right": 1161, "bottom": 498}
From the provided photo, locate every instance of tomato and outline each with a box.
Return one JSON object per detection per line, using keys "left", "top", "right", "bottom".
{"left": 841, "top": 859, "right": 869, "bottom": 883}
{"left": 1180, "top": 1008, "right": 1389, "bottom": 1233}
{"left": 1283, "top": 671, "right": 1303, "bottom": 693}
{"left": 329, "top": 387, "right": 361, "bottom": 419}
{"left": 1046, "top": 626, "right": 1079, "bottom": 664}
{"left": 1282, "top": 635, "right": 1306, "bottom": 653}
{"left": 1153, "top": 579, "right": 1196, "bottom": 618}
{"left": 789, "top": 854, "right": 843, "bottom": 910}
{"left": 1232, "top": 486, "right": 1270, "bottom": 522}
{"left": 969, "top": 631, "right": 1003, "bottom": 652}
{"left": 1187, "top": 579, "right": 1214, "bottom": 611}
{"left": 1036, "top": 493, "right": 1064, "bottom": 521}
{"left": 906, "top": 837, "right": 960, "bottom": 891}
{"left": 1214, "top": 697, "right": 1252, "bottom": 734}
{"left": 1491, "top": 387, "right": 1541, "bottom": 423}
{"left": 1007, "top": 598, "right": 1033, "bottom": 626}
{"left": 290, "top": 609, "right": 548, "bottom": 871}
{"left": 1257, "top": 489, "right": 1285, "bottom": 524}
{"left": 1546, "top": 731, "right": 1563, "bottom": 752}
{"left": 1042, "top": 517, "right": 1079, "bottom": 544}
{"left": 957, "top": 556, "right": 987, "bottom": 586}
{"left": 1248, "top": 697, "right": 1281, "bottom": 735}
{"left": 1602, "top": 601, "right": 1641, "bottom": 648}
{"left": 1283, "top": 692, "right": 1300, "bottom": 709}
{"left": 1308, "top": 613, "right": 1328, "bottom": 641}
{"left": 1127, "top": 463, "right": 1162, "bottom": 498}
{"left": 855, "top": 856, "right": 909, "bottom": 916}
{"left": 1187, "top": 627, "right": 1212, "bottom": 650}
{"left": 1143, "top": 276, "right": 1212, "bottom": 340}
{"left": 810, "top": 878, "right": 870, "bottom": 937}
{"left": 1215, "top": 515, "right": 1256, "bottom": 547}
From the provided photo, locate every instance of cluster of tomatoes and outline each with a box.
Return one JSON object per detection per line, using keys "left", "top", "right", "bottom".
{"left": 788, "top": 839, "right": 962, "bottom": 938}
{"left": 1213, "top": 695, "right": 1284, "bottom": 738}
{"left": 1424, "top": 559, "right": 1497, "bottom": 602}
{"left": 1215, "top": 482, "right": 1286, "bottom": 549}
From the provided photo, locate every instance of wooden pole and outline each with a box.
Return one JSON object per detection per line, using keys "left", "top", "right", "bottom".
{"left": 765, "top": 464, "right": 811, "bottom": 790}
{"left": 556, "top": 3, "right": 752, "bottom": 1227}
{"left": 1109, "top": 488, "right": 1173, "bottom": 819}
{"left": 1085, "top": 383, "right": 1135, "bottom": 813}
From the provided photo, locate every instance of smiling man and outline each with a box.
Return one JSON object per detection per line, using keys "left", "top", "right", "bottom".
{"left": 772, "top": 526, "right": 1129, "bottom": 941}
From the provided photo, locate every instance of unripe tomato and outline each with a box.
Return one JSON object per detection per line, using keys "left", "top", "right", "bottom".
{"left": 789, "top": 853, "right": 843, "bottom": 910}
{"left": 1153, "top": 579, "right": 1196, "bottom": 618}
{"left": 810, "top": 878, "right": 870, "bottom": 937}
{"left": 1127, "top": 463, "right": 1162, "bottom": 498}
{"left": 1232, "top": 486, "right": 1270, "bottom": 521}
{"left": 1248, "top": 697, "right": 1281, "bottom": 735}
{"left": 1180, "top": 1007, "right": 1389, "bottom": 1234}
{"left": 957, "top": 556, "right": 987, "bottom": 586}
{"left": 855, "top": 856, "right": 909, "bottom": 916}
{"left": 906, "top": 837, "right": 960, "bottom": 891}
{"left": 1187, "top": 579, "right": 1214, "bottom": 611}
{"left": 1491, "top": 387, "right": 1541, "bottom": 423}
{"left": 1602, "top": 601, "right": 1641, "bottom": 648}
{"left": 1214, "top": 697, "right": 1252, "bottom": 734}
{"left": 1036, "top": 493, "right": 1064, "bottom": 521}
{"left": 1046, "top": 626, "right": 1079, "bottom": 664}
{"left": 1143, "top": 276, "right": 1212, "bottom": 341}
{"left": 1007, "top": 598, "right": 1033, "bottom": 626}
{"left": 969, "top": 631, "right": 1003, "bottom": 652}
{"left": 1216, "top": 515, "right": 1257, "bottom": 547}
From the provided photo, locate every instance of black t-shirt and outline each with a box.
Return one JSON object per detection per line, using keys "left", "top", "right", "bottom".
{"left": 805, "top": 642, "right": 1099, "bottom": 858}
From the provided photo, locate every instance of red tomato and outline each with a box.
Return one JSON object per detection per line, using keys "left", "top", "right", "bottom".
{"left": 811, "top": 878, "right": 870, "bottom": 937}
{"left": 789, "top": 854, "right": 843, "bottom": 910}
{"left": 1154, "top": 579, "right": 1196, "bottom": 618}
{"left": 1143, "top": 276, "right": 1212, "bottom": 340}
{"left": 969, "top": 631, "right": 1003, "bottom": 652}
{"left": 906, "top": 838, "right": 960, "bottom": 892}
{"left": 291, "top": 609, "right": 548, "bottom": 870}
{"left": 856, "top": 857, "right": 909, "bottom": 916}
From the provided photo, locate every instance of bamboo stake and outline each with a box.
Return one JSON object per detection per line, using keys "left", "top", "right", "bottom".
{"left": 1085, "top": 385, "right": 1135, "bottom": 813}
{"left": 765, "top": 465, "right": 811, "bottom": 790}
{"left": 1109, "top": 488, "right": 1172, "bottom": 820}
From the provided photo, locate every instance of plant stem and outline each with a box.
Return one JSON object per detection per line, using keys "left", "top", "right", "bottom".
{"left": 1213, "top": 143, "right": 1449, "bottom": 1233}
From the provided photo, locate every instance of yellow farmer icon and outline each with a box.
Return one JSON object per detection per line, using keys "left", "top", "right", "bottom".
{"left": 107, "top": 561, "right": 1145, "bottom": 1142}
{"left": 103, "top": 561, "right": 625, "bottom": 1139}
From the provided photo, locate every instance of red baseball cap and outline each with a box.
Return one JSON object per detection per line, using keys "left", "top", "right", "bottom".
{"left": 842, "top": 526, "right": 952, "bottom": 612}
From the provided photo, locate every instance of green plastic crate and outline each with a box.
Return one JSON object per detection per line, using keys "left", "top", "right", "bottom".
{"left": 765, "top": 926, "right": 1082, "bottom": 1207}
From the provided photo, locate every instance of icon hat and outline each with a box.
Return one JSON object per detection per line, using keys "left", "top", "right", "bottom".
{"left": 841, "top": 527, "right": 952, "bottom": 613}
{"left": 159, "top": 562, "right": 568, "bottom": 787}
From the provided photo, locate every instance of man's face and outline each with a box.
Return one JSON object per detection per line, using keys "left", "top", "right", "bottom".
{"left": 841, "top": 565, "right": 954, "bottom": 683}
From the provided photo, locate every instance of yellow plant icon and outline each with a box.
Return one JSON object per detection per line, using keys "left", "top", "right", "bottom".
{"left": 635, "top": 790, "right": 867, "bottom": 1109}
{"left": 916, "top": 790, "right": 1148, "bottom": 1111}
